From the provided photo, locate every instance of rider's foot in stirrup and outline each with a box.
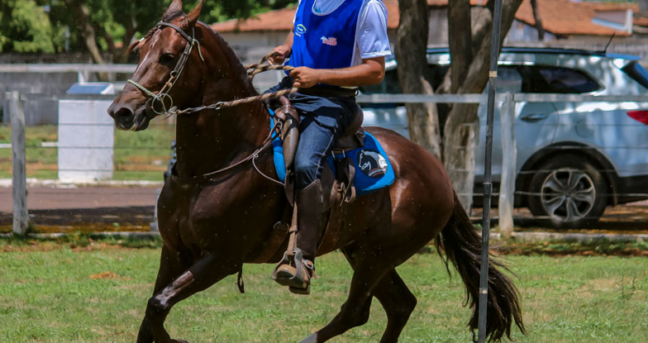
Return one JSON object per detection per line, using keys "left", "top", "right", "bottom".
{"left": 274, "top": 259, "right": 314, "bottom": 295}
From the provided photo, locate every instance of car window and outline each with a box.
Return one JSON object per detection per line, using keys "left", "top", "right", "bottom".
{"left": 497, "top": 67, "right": 523, "bottom": 92}
{"left": 517, "top": 66, "right": 601, "bottom": 94}
{"left": 359, "top": 64, "right": 451, "bottom": 95}
{"left": 621, "top": 61, "right": 648, "bottom": 89}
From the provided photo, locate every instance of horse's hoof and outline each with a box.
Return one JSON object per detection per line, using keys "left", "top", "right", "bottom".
{"left": 171, "top": 340, "right": 189, "bottom": 343}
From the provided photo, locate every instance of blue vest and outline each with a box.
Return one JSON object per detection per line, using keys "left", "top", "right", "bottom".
{"left": 288, "top": 0, "right": 365, "bottom": 72}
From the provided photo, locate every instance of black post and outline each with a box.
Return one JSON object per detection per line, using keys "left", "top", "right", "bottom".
{"left": 478, "top": 0, "right": 504, "bottom": 342}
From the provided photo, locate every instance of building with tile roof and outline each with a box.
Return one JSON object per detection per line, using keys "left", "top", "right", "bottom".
{"left": 213, "top": 0, "right": 648, "bottom": 88}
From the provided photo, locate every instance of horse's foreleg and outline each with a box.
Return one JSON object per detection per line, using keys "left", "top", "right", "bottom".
{"left": 137, "top": 245, "right": 192, "bottom": 343}
{"left": 143, "top": 252, "right": 242, "bottom": 343}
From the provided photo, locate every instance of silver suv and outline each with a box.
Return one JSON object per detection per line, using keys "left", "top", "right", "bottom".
{"left": 360, "top": 47, "right": 648, "bottom": 228}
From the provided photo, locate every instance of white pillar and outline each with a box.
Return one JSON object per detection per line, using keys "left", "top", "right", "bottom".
{"left": 58, "top": 100, "right": 114, "bottom": 181}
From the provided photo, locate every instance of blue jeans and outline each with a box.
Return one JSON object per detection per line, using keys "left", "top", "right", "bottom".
{"left": 267, "top": 77, "right": 360, "bottom": 189}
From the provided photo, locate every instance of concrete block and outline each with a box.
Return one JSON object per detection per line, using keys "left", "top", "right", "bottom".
{"left": 58, "top": 100, "right": 114, "bottom": 181}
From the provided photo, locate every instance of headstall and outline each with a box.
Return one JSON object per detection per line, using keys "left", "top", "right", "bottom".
{"left": 127, "top": 21, "right": 204, "bottom": 120}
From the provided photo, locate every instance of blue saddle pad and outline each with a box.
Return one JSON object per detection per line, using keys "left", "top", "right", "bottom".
{"left": 270, "top": 110, "right": 395, "bottom": 197}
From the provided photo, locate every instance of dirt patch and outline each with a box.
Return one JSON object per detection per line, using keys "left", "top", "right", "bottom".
{"left": 90, "top": 271, "right": 119, "bottom": 280}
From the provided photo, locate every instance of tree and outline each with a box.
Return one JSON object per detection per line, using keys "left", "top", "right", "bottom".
{"left": 0, "top": 0, "right": 55, "bottom": 53}
{"left": 395, "top": 0, "right": 441, "bottom": 158}
{"left": 46, "top": 0, "right": 166, "bottom": 64}
{"left": 640, "top": 0, "right": 648, "bottom": 17}
{"left": 530, "top": 0, "right": 544, "bottom": 40}
{"left": 396, "top": 0, "right": 523, "bottom": 211}
{"left": 0, "top": 0, "right": 297, "bottom": 65}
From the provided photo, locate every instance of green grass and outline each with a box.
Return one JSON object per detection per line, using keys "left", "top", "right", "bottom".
{"left": 0, "top": 123, "right": 174, "bottom": 181}
{"left": 0, "top": 242, "right": 646, "bottom": 343}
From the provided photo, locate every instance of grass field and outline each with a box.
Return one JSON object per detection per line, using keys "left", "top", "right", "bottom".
{"left": 0, "top": 240, "right": 646, "bottom": 343}
{"left": 0, "top": 123, "right": 174, "bottom": 181}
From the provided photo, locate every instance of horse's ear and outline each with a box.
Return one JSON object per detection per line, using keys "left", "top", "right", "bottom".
{"left": 126, "top": 39, "right": 141, "bottom": 55}
{"left": 185, "top": 0, "right": 205, "bottom": 27}
{"left": 164, "top": 0, "right": 183, "bottom": 18}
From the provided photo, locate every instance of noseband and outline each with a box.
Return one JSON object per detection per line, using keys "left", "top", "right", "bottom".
{"left": 127, "top": 21, "right": 204, "bottom": 119}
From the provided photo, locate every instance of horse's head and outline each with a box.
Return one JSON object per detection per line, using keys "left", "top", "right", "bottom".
{"left": 108, "top": 0, "right": 206, "bottom": 131}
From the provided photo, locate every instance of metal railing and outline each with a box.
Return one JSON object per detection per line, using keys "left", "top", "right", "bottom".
{"left": 5, "top": 91, "right": 648, "bottom": 236}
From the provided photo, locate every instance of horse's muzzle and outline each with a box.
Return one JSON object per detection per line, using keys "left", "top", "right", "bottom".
{"left": 108, "top": 102, "right": 150, "bottom": 131}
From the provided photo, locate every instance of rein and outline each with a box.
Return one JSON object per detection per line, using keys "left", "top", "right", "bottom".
{"left": 170, "top": 120, "right": 284, "bottom": 186}
{"left": 129, "top": 23, "right": 292, "bottom": 185}
{"left": 127, "top": 21, "right": 298, "bottom": 117}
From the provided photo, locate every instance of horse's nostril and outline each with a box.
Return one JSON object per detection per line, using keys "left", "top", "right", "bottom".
{"left": 114, "top": 106, "right": 134, "bottom": 118}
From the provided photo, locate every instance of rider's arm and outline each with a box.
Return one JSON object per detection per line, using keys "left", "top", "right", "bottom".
{"left": 289, "top": 57, "right": 385, "bottom": 88}
{"left": 269, "top": 32, "right": 294, "bottom": 65}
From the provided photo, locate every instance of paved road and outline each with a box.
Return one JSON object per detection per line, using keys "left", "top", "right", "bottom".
{"left": 0, "top": 187, "right": 158, "bottom": 230}
{"left": 0, "top": 187, "right": 158, "bottom": 212}
{"left": 1, "top": 186, "right": 646, "bottom": 232}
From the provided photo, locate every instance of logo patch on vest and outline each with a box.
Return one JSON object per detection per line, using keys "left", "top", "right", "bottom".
{"left": 296, "top": 24, "right": 307, "bottom": 37}
{"left": 320, "top": 36, "right": 338, "bottom": 46}
{"left": 358, "top": 150, "right": 388, "bottom": 178}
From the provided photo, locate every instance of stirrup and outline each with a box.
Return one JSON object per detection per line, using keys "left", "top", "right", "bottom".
{"left": 272, "top": 248, "right": 314, "bottom": 295}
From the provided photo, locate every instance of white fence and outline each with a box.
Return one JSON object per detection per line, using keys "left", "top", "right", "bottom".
{"left": 5, "top": 91, "right": 648, "bottom": 236}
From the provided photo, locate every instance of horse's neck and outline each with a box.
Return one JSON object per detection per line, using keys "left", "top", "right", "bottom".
{"left": 175, "top": 102, "right": 269, "bottom": 177}
{"left": 174, "top": 25, "right": 270, "bottom": 178}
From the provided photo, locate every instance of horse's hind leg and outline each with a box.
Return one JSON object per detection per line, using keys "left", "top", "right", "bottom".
{"left": 372, "top": 270, "right": 417, "bottom": 343}
{"left": 300, "top": 245, "right": 406, "bottom": 343}
{"left": 343, "top": 248, "right": 417, "bottom": 343}
{"left": 299, "top": 253, "right": 387, "bottom": 343}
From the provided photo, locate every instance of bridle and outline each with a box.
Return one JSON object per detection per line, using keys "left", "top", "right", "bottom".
{"left": 127, "top": 21, "right": 204, "bottom": 119}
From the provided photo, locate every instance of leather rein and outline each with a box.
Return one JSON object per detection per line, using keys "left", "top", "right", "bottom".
{"left": 127, "top": 22, "right": 289, "bottom": 185}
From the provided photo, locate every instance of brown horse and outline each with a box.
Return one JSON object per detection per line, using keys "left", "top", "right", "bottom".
{"left": 107, "top": 1, "right": 524, "bottom": 342}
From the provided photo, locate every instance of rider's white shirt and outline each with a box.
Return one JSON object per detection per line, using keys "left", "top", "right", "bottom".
{"left": 294, "top": 0, "right": 392, "bottom": 66}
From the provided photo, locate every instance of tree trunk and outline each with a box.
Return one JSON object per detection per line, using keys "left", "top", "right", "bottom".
{"left": 443, "top": 0, "right": 523, "bottom": 211}
{"left": 395, "top": 0, "right": 442, "bottom": 159}
{"left": 639, "top": 0, "right": 648, "bottom": 17}
{"left": 447, "top": 0, "right": 473, "bottom": 94}
{"left": 66, "top": 0, "right": 107, "bottom": 80}
{"left": 530, "top": 0, "right": 544, "bottom": 41}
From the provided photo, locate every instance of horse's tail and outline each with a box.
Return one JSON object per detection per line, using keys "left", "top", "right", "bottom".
{"left": 434, "top": 192, "right": 525, "bottom": 342}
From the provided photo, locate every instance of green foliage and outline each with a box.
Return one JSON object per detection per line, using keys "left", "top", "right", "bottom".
{"left": 0, "top": 0, "right": 298, "bottom": 57}
{"left": 0, "top": 0, "right": 55, "bottom": 53}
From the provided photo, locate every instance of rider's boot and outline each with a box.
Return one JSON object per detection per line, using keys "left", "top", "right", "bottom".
{"left": 274, "top": 179, "right": 322, "bottom": 295}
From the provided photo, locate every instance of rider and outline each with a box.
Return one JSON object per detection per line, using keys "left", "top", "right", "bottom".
{"left": 269, "top": 0, "right": 391, "bottom": 294}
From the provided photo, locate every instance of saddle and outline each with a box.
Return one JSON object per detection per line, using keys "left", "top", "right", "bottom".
{"left": 251, "top": 97, "right": 363, "bottom": 264}
{"left": 273, "top": 96, "right": 364, "bottom": 208}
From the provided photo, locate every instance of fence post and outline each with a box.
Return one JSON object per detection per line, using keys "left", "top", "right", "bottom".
{"left": 9, "top": 91, "right": 29, "bottom": 236}
{"left": 498, "top": 92, "right": 516, "bottom": 238}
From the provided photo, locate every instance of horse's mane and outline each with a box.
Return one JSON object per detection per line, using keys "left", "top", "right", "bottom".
{"left": 128, "top": 15, "right": 259, "bottom": 98}
{"left": 196, "top": 21, "right": 259, "bottom": 96}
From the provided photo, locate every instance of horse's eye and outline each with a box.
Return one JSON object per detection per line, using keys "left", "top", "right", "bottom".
{"left": 159, "top": 53, "right": 176, "bottom": 65}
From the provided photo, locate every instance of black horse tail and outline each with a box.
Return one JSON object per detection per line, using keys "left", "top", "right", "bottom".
{"left": 434, "top": 192, "right": 525, "bottom": 342}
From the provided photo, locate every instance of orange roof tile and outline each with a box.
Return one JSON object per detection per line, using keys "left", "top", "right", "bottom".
{"left": 515, "top": 0, "right": 629, "bottom": 36}
{"left": 212, "top": 0, "right": 639, "bottom": 36}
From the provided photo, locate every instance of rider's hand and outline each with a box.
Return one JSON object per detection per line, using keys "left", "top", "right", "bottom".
{"left": 268, "top": 45, "right": 291, "bottom": 65}
{"left": 290, "top": 67, "right": 321, "bottom": 88}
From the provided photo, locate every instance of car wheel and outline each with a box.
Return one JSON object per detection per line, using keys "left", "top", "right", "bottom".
{"left": 527, "top": 154, "right": 608, "bottom": 228}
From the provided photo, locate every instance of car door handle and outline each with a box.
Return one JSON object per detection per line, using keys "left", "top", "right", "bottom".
{"left": 520, "top": 113, "right": 549, "bottom": 122}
